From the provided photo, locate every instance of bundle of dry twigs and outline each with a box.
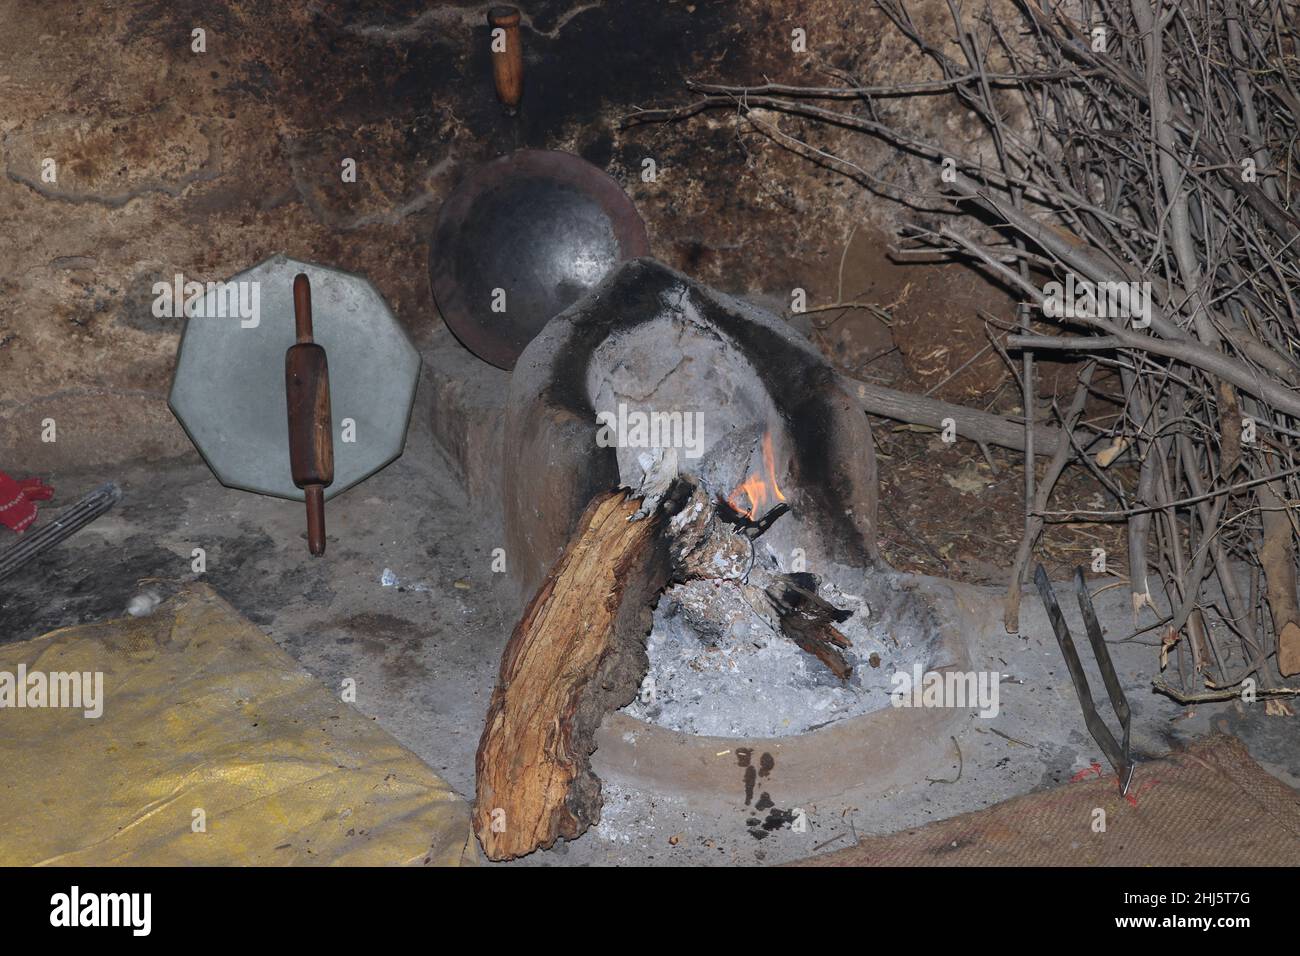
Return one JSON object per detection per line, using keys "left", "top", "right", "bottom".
{"left": 628, "top": 0, "right": 1300, "bottom": 705}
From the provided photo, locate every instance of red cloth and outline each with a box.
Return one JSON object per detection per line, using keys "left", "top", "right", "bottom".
{"left": 0, "top": 471, "right": 53, "bottom": 534}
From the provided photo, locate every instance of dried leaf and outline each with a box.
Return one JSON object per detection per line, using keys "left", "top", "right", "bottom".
{"left": 1095, "top": 436, "right": 1130, "bottom": 468}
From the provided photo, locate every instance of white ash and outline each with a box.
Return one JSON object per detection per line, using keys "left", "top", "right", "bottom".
{"left": 585, "top": 279, "right": 937, "bottom": 736}
{"left": 622, "top": 573, "right": 938, "bottom": 738}
{"left": 627, "top": 447, "right": 680, "bottom": 519}
{"left": 592, "top": 782, "right": 641, "bottom": 844}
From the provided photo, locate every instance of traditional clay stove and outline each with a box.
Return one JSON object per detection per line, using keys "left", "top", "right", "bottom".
{"left": 469, "top": 259, "right": 968, "bottom": 860}
{"left": 501, "top": 257, "right": 880, "bottom": 602}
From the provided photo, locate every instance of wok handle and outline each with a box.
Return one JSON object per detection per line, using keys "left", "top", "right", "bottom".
{"left": 488, "top": 6, "right": 523, "bottom": 113}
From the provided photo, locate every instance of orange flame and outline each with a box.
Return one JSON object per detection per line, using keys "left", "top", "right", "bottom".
{"left": 727, "top": 431, "right": 786, "bottom": 519}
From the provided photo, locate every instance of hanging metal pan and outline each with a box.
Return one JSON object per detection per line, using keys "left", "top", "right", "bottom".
{"left": 430, "top": 149, "right": 650, "bottom": 370}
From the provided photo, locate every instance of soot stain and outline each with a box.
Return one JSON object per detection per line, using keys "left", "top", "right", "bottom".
{"left": 330, "top": 612, "right": 433, "bottom": 681}
{"left": 0, "top": 534, "right": 179, "bottom": 644}
{"left": 516, "top": 0, "right": 741, "bottom": 145}
{"left": 733, "top": 751, "right": 793, "bottom": 839}
{"left": 736, "top": 747, "right": 757, "bottom": 805}
{"left": 748, "top": 808, "right": 796, "bottom": 840}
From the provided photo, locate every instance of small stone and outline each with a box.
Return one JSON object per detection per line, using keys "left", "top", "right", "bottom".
{"left": 126, "top": 591, "right": 162, "bottom": 617}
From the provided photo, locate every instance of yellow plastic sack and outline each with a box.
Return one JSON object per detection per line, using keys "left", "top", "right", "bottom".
{"left": 0, "top": 585, "right": 476, "bottom": 866}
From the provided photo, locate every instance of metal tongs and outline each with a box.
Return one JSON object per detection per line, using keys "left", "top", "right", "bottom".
{"left": 1034, "top": 564, "right": 1135, "bottom": 794}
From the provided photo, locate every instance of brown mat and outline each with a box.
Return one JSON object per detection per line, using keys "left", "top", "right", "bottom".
{"left": 798, "top": 735, "right": 1300, "bottom": 866}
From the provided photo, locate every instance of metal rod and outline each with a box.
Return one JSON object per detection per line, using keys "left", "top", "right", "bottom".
{"left": 0, "top": 482, "right": 122, "bottom": 582}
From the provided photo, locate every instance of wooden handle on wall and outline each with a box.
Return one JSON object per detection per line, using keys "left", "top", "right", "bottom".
{"left": 488, "top": 6, "right": 523, "bottom": 112}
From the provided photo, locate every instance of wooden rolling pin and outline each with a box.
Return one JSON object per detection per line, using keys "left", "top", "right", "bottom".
{"left": 285, "top": 273, "right": 333, "bottom": 556}
{"left": 488, "top": 6, "right": 523, "bottom": 113}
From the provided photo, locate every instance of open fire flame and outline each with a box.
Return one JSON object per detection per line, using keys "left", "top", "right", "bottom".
{"left": 727, "top": 431, "right": 786, "bottom": 519}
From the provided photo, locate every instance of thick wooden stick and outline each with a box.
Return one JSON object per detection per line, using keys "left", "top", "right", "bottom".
{"left": 474, "top": 489, "right": 672, "bottom": 860}
{"left": 837, "top": 374, "right": 1064, "bottom": 457}
{"left": 286, "top": 273, "right": 332, "bottom": 556}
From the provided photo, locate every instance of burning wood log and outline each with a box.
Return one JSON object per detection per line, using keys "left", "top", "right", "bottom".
{"left": 474, "top": 477, "right": 855, "bottom": 860}
{"left": 473, "top": 487, "right": 675, "bottom": 861}
{"left": 670, "top": 482, "right": 857, "bottom": 670}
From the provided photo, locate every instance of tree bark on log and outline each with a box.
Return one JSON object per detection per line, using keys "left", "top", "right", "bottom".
{"left": 473, "top": 488, "right": 672, "bottom": 861}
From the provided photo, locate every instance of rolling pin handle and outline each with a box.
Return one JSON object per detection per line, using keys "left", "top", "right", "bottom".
{"left": 304, "top": 484, "right": 326, "bottom": 556}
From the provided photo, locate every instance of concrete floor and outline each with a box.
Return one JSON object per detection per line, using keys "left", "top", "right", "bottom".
{"left": 2, "top": 357, "right": 1297, "bottom": 866}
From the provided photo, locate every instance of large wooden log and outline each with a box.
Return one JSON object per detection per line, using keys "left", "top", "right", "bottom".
{"left": 473, "top": 488, "right": 673, "bottom": 860}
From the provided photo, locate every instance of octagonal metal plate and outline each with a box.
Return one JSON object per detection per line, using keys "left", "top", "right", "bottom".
{"left": 169, "top": 255, "right": 420, "bottom": 502}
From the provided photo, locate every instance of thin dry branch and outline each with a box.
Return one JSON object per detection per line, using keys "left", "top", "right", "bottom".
{"left": 627, "top": 0, "right": 1300, "bottom": 700}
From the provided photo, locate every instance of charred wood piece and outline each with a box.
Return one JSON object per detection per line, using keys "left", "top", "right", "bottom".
{"left": 765, "top": 572, "right": 854, "bottom": 681}
{"left": 774, "top": 571, "right": 853, "bottom": 623}
{"left": 715, "top": 496, "right": 790, "bottom": 539}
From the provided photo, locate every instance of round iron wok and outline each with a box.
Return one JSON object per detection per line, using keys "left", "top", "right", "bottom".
{"left": 429, "top": 149, "right": 650, "bottom": 370}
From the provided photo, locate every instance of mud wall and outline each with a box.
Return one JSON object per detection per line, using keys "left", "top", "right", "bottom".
{"left": 0, "top": 0, "right": 1017, "bottom": 475}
